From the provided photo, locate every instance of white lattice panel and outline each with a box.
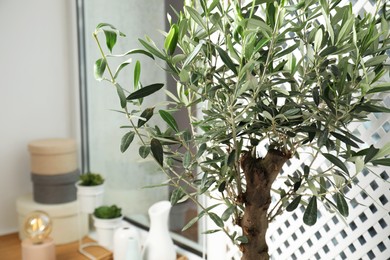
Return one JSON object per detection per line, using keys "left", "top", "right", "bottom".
{"left": 222, "top": 111, "right": 390, "bottom": 260}
{"left": 266, "top": 108, "right": 390, "bottom": 260}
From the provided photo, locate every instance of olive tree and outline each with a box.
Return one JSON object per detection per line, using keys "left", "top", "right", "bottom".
{"left": 93, "top": 0, "right": 390, "bottom": 259}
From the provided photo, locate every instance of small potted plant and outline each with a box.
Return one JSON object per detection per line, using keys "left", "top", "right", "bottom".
{"left": 76, "top": 172, "right": 105, "bottom": 213}
{"left": 93, "top": 204, "right": 123, "bottom": 249}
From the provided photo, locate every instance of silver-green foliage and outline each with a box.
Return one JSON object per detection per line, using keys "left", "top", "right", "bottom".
{"left": 93, "top": 0, "right": 390, "bottom": 241}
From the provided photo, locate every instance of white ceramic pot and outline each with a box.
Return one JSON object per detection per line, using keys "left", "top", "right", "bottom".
{"left": 93, "top": 216, "right": 122, "bottom": 249}
{"left": 126, "top": 237, "right": 142, "bottom": 260}
{"left": 76, "top": 182, "right": 104, "bottom": 214}
{"left": 142, "top": 201, "right": 176, "bottom": 260}
{"left": 113, "top": 226, "right": 141, "bottom": 260}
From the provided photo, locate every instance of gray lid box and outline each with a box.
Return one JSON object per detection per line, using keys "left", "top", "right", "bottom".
{"left": 31, "top": 170, "right": 80, "bottom": 204}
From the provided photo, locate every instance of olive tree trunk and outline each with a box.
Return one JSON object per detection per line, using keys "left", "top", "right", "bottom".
{"left": 240, "top": 149, "right": 290, "bottom": 260}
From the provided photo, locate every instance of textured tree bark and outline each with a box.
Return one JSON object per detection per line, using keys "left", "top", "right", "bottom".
{"left": 240, "top": 149, "right": 290, "bottom": 260}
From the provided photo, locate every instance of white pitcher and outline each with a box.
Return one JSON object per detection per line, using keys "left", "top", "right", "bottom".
{"left": 142, "top": 201, "right": 176, "bottom": 260}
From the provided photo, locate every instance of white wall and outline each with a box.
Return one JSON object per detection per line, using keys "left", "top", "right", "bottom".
{"left": 0, "top": 0, "right": 78, "bottom": 234}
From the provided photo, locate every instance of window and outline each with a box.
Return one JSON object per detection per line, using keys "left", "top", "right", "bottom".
{"left": 77, "top": 0, "right": 202, "bottom": 254}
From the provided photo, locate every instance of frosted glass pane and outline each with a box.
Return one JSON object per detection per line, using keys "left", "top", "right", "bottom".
{"left": 83, "top": 0, "right": 169, "bottom": 216}
{"left": 80, "top": 0, "right": 201, "bottom": 250}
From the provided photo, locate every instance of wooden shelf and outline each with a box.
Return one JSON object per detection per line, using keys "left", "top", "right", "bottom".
{"left": 0, "top": 233, "right": 188, "bottom": 260}
{"left": 0, "top": 233, "right": 112, "bottom": 260}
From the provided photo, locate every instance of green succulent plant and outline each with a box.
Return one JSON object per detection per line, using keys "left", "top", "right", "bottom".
{"left": 79, "top": 172, "right": 104, "bottom": 186}
{"left": 93, "top": 205, "right": 122, "bottom": 219}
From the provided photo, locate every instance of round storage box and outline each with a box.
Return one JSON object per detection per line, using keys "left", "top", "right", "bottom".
{"left": 28, "top": 138, "right": 77, "bottom": 175}
{"left": 31, "top": 170, "right": 79, "bottom": 204}
{"left": 16, "top": 194, "right": 88, "bottom": 245}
